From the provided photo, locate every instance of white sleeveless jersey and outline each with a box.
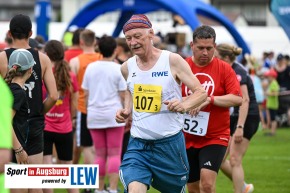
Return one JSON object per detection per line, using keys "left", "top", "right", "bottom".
{"left": 127, "top": 50, "right": 184, "bottom": 139}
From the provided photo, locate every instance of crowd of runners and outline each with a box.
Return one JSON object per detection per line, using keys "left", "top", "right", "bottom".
{"left": 1, "top": 13, "right": 289, "bottom": 193}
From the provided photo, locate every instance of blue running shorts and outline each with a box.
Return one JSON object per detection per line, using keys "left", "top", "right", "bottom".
{"left": 119, "top": 131, "right": 189, "bottom": 193}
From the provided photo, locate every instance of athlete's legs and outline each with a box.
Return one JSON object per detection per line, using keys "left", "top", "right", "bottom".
{"left": 187, "top": 145, "right": 225, "bottom": 193}
{"left": 186, "top": 147, "right": 201, "bottom": 193}
{"left": 80, "top": 113, "right": 95, "bottom": 170}
{"left": 90, "top": 129, "right": 107, "bottom": 191}
{"left": 187, "top": 181, "right": 200, "bottom": 193}
{"left": 270, "top": 120, "right": 278, "bottom": 135}
{"left": 58, "top": 160, "right": 79, "bottom": 193}
{"left": 28, "top": 152, "right": 43, "bottom": 163}
{"left": 220, "top": 137, "right": 233, "bottom": 180}
{"left": 43, "top": 154, "right": 53, "bottom": 193}
{"left": 186, "top": 147, "right": 202, "bottom": 193}
{"left": 56, "top": 132, "right": 79, "bottom": 193}
{"left": 267, "top": 109, "right": 278, "bottom": 135}
{"left": 229, "top": 138, "right": 250, "bottom": 193}
{"left": 43, "top": 131, "right": 78, "bottom": 193}
{"left": 82, "top": 146, "right": 94, "bottom": 161}
{"left": 187, "top": 167, "right": 217, "bottom": 193}
{"left": 200, "top": 169, "right": 217, "bottom": 193}
{"left": 258, "top": 104, "right": 267, "bottom": 129}
{"left": 265, "top": 109, "right": 271, "bottom": 129}
{"left": 200, "top": 145, "right": 226, "bottom": 193}
{"left": 128, "top": 181, "right": 147, "bottom": 193}
{"left": 73, "top": 112, "right": 82, "bottom": 164}
{"left": 106, "top": 127, "right": 124, "bottom": 192}
{"left": 222, "top": 115, "right": 259, "bottom": 193}
{"left": 90, "top": 127, "right": 124, "bottom": 192}
{"left": 221, "top": 116, "right": 236, "bottom": 179}
{"left": 72, "top": 132, "right": 82, "bottom": 164}
{"left": 10, "top": 189, "right": 27, "bottom": 193}
{"left": 28, "top": 153, "right": 43, "bottom": 193}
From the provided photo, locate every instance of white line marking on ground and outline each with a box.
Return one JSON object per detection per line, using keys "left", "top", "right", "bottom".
{"left": 246, "top": 156, "right": 290, "bottom": 161}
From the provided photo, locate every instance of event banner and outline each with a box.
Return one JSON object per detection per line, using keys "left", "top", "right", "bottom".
{"left": 270, "top": 0, "right": 290, "bottom": 40}
{"left": 5, "top": 164, "right": 99, "bottom": 189}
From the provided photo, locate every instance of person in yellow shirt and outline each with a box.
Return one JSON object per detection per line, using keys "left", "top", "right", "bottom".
{"left": 0, "top": 77, "right": 13, "bottom": 193}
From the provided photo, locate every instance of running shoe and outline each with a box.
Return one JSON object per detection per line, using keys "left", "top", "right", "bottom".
{"left": 94, "top": 190, "right": 109, "bottom": 193}
{"left": 243, "top": 183, "right": 254, "bottom": 193}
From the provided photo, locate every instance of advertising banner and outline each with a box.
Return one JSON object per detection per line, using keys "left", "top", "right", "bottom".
{"left": 5, "top": 164, "right": 99, "bottom": 189}
{"left": 270, "top": 0, "right": 290, "bottom": 40}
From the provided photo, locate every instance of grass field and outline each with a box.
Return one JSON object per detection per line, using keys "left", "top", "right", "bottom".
{"left": 55, "top": 127, "right": 290, "bottom": 193}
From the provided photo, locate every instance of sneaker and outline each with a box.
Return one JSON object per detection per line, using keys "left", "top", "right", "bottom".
{"left": 243, "top": 184, "right": 254, "bottom": 193}
{"left": 94, "top": 190, "right": 109, "bottom": 193}
{"left": 106, "top": 186, "right": 119, "bottom": 193}
{"left": 108, "top": 190, "right": 118, "bottom": 193}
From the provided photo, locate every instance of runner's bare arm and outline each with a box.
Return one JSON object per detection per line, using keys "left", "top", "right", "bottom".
{"left": 40, "top": 52, "right": 58, "bottom": 113}
{"left": 70, "top": 91, "right": 78, "bottom": 120}
{"left": 119, "top": 90, "right": 126, "bottom": 108}
{"left": 120, "top": 62, "right": 132, "bottom": 112}
{"left": 116, "top": 62, "right": 132, "bottom": 123}
{"left": 236, "top": 84, "right": 249, "bottom": 126}
{"left": 120, "top": 61, "right": 129, "bottom": 81}
{"left": 83, "top": 89, "right": 88, "bottom": 110}
{"left": 11, "top": 110, "right": 29, "bottom": 164}
{"left": 169, "top": 53, "right": 207, "bottom": 112}
{"left": 0, "top": 51, "right": 8, "bottom": 78}
{"left": 69, "top": 57, "right": 79, "bottom": 76}
{"left": 211, "top": 94, "right": 242, "bottom": 107}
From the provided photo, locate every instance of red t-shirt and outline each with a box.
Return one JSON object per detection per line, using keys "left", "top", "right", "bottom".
{"left": 43, "top": 71, "right": 79, "bottom": 133}
{"left": 64, "top": 48, "right": 83, "bottom": 63}
{"left": 182, "top": 57, "right": 241, "bottom": 148}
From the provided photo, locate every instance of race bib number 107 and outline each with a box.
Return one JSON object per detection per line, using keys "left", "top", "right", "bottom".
{"left": 133, "top": 84, "right": 162, "bottom": 113}
{"left": 183, "top": 111, "right": 210, "bottom": 136}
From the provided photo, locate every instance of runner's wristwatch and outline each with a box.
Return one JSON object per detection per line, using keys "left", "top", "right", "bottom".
{"left": 236, "top": 125, "right": 243, "bottom": 129}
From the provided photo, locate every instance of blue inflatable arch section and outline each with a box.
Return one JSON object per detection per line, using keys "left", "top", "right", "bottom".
{"left": 65, "top": 0, "right": 250, "bottom": 54}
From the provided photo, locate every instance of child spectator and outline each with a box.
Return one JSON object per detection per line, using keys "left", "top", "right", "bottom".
{"left": 264, "top": 68, "right": 280, "bottom": 136}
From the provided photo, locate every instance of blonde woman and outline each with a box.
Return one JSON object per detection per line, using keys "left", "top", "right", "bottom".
{"left": 216, "top": 44, "right": 259, "bottom": 193}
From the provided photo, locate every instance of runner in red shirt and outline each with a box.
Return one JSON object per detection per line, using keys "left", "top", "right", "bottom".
{"left": 182, "top": 25, "right": 242, "bottom": 193}
{"left": 64, "top": 28, "right": 84, "bottom": 63}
